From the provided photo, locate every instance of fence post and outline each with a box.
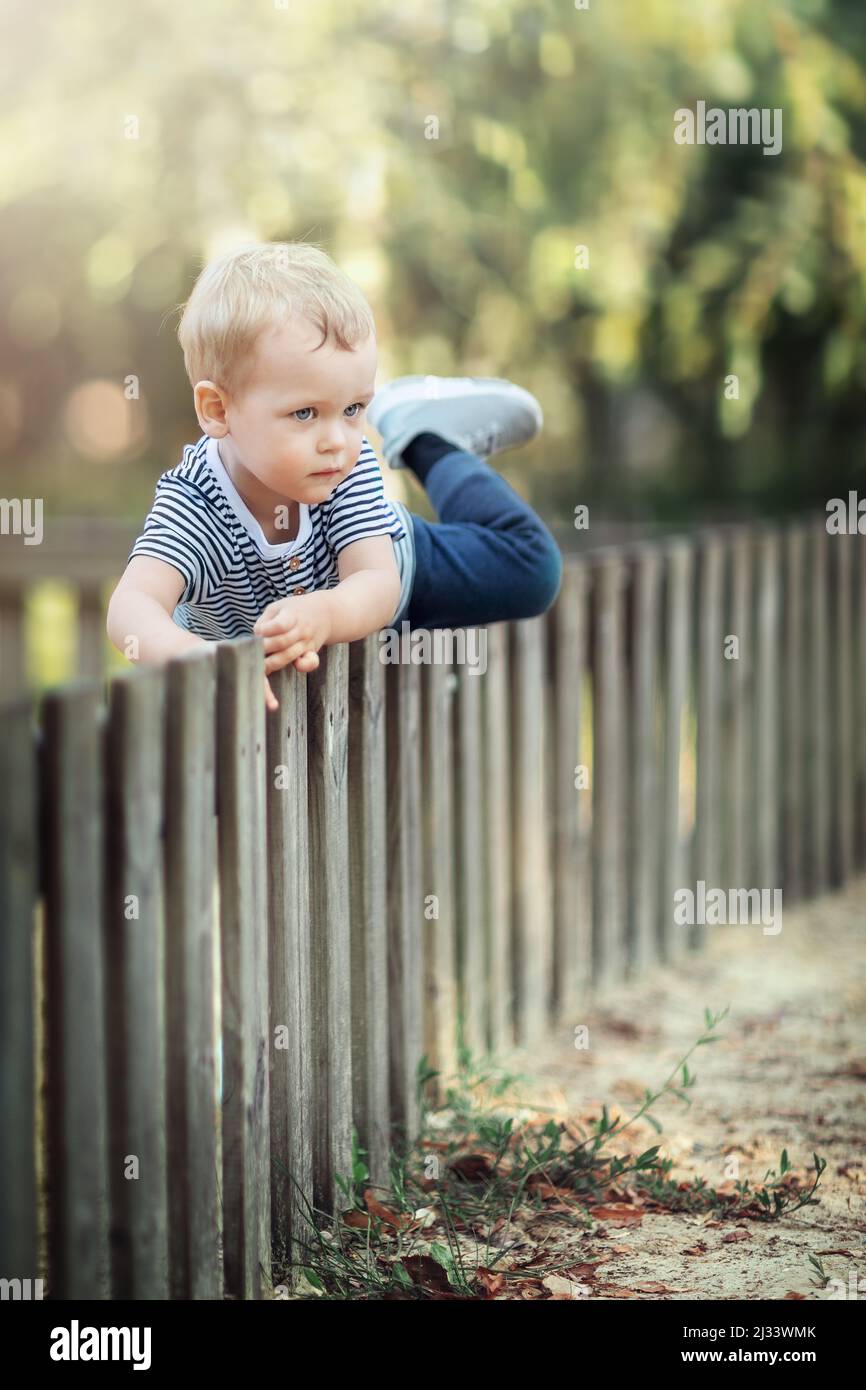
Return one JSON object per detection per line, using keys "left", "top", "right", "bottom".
{"left": 831, "top": 530, "right": 855, "bottom": 886}
{"left": 510, "top": 616, "right": 553, "bottom": 1041}
{"left": 660, "top": 541, "right": 692, "bottom": 962}
{"left": 42, "top": 680, "right": 111, "bottom": 1298}
{"left": 454, "top": 633, "right": 487, "bottom": 1058}
{"left": 307, "top": 643, "right": 353, "bottom": 1215}
{"left": 217, "top": 639, "right": 272, "bottom": 1300}
{"left": 856, "top": 533, "right": 866, "bottom": 867}
{"left": 420, "top": 660, "right": 458, "bottom": 1101}
{"left": 266, "top": 664, "right": 313, "bottom": 1283}
{"left": 105, "top": 667, "right": 169, "bottom": 1299}
{"left": 483, "top": 623, "right": 514, "bottom": 1053}
{"left": 694, "top": 533, "right": 724, "bottom": 948}
{"left": 163, "top": 649, "right": 222, "bottom": 1301}
{"left": 726, "top": 526, "right": 754, "bottom": 891}
{"left": 547, "top": 560, "right": 589, "bottom": 1022}
{"left": 807, "top": 520, "right": 830, "bottom": 894}
{"left": 385, "top": 660, "right": 423, "bottom": 1148}
{"left": 627, "top": 545, "right": 662, "bottom": 976}
{"left": 0, "top": 697, "right": 39, "bottom": 1287}
{"left": 782, "top": 525, "right": 806, "bottom": 901}
{"left": 348, "top": 633, "right": 390, "bottom": 1189}
{"left": 754, "top": 531, "right": 781, "bottom": 894}
{"left": 592, "top": 553, "right": 628, "bottom": 986}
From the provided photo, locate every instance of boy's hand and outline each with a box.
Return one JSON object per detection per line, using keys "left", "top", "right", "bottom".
{"left": 254, "top": 593, "right": 332, "bottom": 676}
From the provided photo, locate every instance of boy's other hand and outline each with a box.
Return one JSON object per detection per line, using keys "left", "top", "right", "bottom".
{"left": 254, "top": 593, "right": 332, "bottom": 675}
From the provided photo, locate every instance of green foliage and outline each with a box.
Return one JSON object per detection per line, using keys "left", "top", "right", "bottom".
{"left": 1, "top": 0, "right": 864, "bottom": 522}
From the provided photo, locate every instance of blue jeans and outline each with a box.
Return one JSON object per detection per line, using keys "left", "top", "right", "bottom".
{"left": 397, "top": 448, "right": 563, "bottom": 629}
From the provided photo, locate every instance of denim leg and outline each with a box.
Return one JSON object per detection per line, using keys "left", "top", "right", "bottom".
{"left": 402, "top": 448, "right": 563, "bottom": 629}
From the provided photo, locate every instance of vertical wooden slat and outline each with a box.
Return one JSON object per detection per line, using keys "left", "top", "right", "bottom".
{"left": 348, "top": 633, "right": 390, "bottom": 1187}
{"left": 831, "top": 531, "right": 854, "bottom": 886}
{"left": 627, "top": 546, "right": 662, "bottom": 976}
{"left": 483, "top": 623, "right": 513, "bottom": 1053}
{"left": 164, "top": 648, "right": 222, "bottom": 1301}
{"left": 591, "top": 554, "right": 626, "bottom": 986}
{"left": 547, "top": 561, "right": 588, "bottom": 1020}
{"left": 659, "top": 541, "right": 692, "bottom": 962}
{"left": 420, "top": 659, "right": 457, "bottom": 1101}
{"left": 694, "top": 534, "right": 724, "bottom": 948}
{"left": 307, "top": 643, "right": 353, "bottom": 1213}
{"left": 105, "top": 667, "right": 169, "bottom": 1299}
{"left": 726, "top": 528, "right": 753, "bottom": 891}
{"left": 454, "top": 637, "right": 486, "bottom": 1057}
{"left": 217, "top": 639, "right": 271, "bottom": 1300}
{"left": 782, "top": 526, "right": 805, "bottom": 901}
{"left": 510, "top": 615, "right": 552, "bottom": 1042}
{"left": 856, "top": 532, "right": 866, "bottom": 867}
{"left": 0, "top": 581, "right": 27, "bottom": 696}
{"left": 755, "top": 531, "right": 781, "bottom": 893}
{"left": 266, "top": 664, "right": 313, "bottom": 1280}
{"left": 385, "top": 659, "right": 423, "bottom": 1147}
{"left": 807, "top": 520, "right": 830, "bottom": 895}
{"left": 42, "top": 680, "right": 110, "bottom": 1298}
{"left": 0, "top": 697, "right": 39, "bottom": 1285}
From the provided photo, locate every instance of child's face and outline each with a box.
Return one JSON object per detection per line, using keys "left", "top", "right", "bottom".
{"left": 209, "top": 315, "right": 378, "bottom": 500}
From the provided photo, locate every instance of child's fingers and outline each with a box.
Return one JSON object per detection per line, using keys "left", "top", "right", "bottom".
{"left": 265, "top": 640, "right": 316, "bottom": 674}
{"left": 263, "top": 674, "right": 279, "bottom": 711}
{"left": 261, "top": 628, "right": 301, "bottom": 653}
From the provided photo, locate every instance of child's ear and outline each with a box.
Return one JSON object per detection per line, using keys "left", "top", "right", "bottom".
{"left": 194, "top": 380, "right": 229, "bottom": 434}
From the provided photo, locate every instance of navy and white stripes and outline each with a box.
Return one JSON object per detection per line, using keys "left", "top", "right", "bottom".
{"left": 127, "top": 433, "right": 414, "bottom": 639}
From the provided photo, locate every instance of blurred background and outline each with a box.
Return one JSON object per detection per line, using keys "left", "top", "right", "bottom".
{"left": 1, "top": 0, "right": 865, "bottom": 688}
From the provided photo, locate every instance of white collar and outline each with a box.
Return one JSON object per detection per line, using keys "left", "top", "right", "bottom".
{"left": 206, "top": 436, "right": 311, "bottom": 559}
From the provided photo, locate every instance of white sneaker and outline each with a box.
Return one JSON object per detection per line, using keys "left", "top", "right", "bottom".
{"left": 366, "top": 374, "right": 543, "bottom": 469}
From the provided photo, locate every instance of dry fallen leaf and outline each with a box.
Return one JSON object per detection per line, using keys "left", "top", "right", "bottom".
{"left": 721, "top": 1229, "right": 751, "bottom": 1244}
{"left": 589, "top": 1203, "right": 644, "bottom": 1227}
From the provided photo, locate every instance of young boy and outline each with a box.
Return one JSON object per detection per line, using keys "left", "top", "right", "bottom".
{"left": 107, "top": 241, "right": 563, "bottom": 706}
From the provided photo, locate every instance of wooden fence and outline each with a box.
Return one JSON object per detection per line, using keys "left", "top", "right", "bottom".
{"left": 1, "top": 512, "right": 864, "bottom": 1299}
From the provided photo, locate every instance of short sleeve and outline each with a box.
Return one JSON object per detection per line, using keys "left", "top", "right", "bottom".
{"left": 321, "top": 437, "right": 406, "bottom": 556}
{"left": 126, "top": 473, "right": 230, "bottom": 605}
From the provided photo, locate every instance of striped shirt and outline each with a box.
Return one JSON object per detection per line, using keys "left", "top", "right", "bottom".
{"left": 127, "top": 433, "right": 416, "bottom": 639}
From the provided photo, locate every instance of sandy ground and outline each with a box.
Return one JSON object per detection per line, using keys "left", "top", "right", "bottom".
{"left": 494, "top": 879, "right": 866, "bottom": 1301}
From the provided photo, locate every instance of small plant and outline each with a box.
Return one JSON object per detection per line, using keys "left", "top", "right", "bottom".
{"left": 270, "top": 1008, "right": 826, "bottom": 1299}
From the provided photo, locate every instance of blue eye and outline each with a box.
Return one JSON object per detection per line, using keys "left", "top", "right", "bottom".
{"left": 293, "top": 407, "right": 313, "bottom": 421}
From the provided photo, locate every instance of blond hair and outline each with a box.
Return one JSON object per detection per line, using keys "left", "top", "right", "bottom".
{"left": 175, "top": 240, "right": 376, "bottom": 398}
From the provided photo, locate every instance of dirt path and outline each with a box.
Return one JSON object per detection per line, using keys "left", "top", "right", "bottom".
{"left": 495, "top": 880, "right": 866, "bottom": 1301}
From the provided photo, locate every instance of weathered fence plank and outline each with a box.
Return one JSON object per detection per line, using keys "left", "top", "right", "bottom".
{"left": 592, "top": 554, "right": 627, "bottom": 985}
{"left": 42, "top": 680, "right": 110, "bottom": 1298}
{"left": 454, "top": 640, "right": 486, "bottom": 1057}
{"left": 348, "top": 634, "right": 390, "bottom": 1187}
{"left": 307, "top": 644, "right": 353, "bottom": 1213}
{"left": 660, "top": 541, "right": 692, "bottom": 962}
{"left": 420, "top": 660, "right": 458, "bottom": 1100}
{"left": 807, "top": 521, "right": 830, "bottom": 895}
{"left": 266, "top": 664, "right": 313, "bottom": 1281}
{"left": 385, "top": 660, "right": 423, "bottom": 1146}
{"left": 483, "top": 623, "right": 514, "bottom": 1053}
{"left": 510, "top": 616, "right": 552, "bottom": 1042}
{"left": 831, "top": 531, "right": 855, "bottom": 886}
{"left": 754, "top": 532, "right": 782, "bottom": 894}
{"left": 105, "top": 667, "right": 169, "bottom": 1299}
{"left": 782, "top": 527, "right": 806, "bottom": 901}
{"left": 627, "top": 545, "right": 662, "bottom": 976}
{"left": 163, "top": 649, "right": 222, "bottom": 1301}
{"left": 547, "top": 560, "right": 589, "bottom": 1021}
{"left": 694, "top": 533, "right": 724, "bottom": 948}
{"left": 0, "top": 697, "right": 39, "bottom": 1287}
{"left": 217, "top": 639, "right": 271, "bottom": 1300}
